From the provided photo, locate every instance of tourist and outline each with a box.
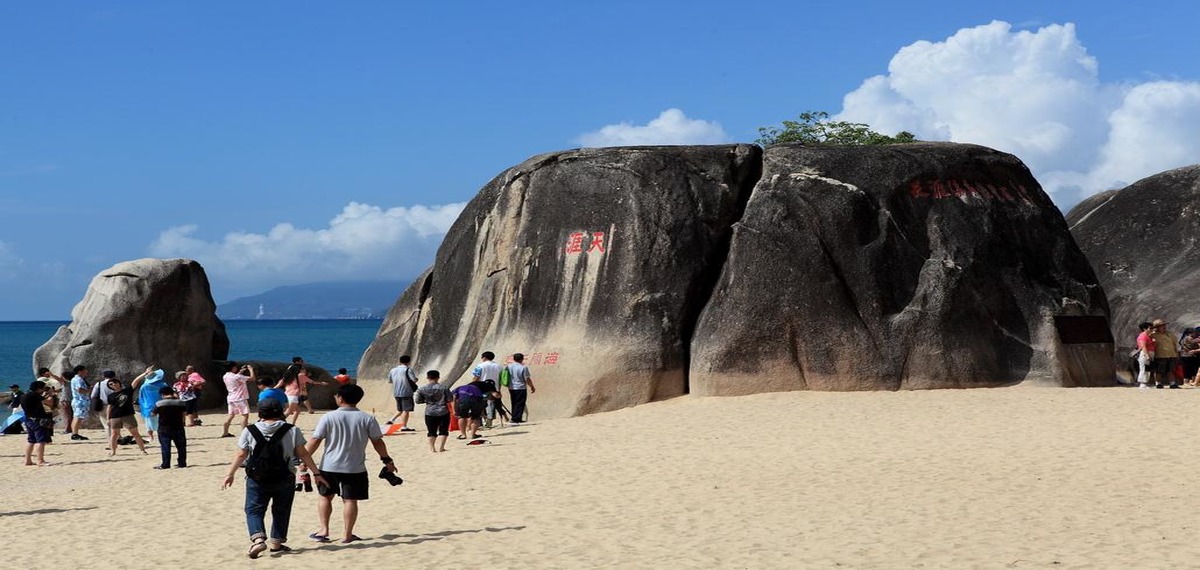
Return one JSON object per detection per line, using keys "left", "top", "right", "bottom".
{"left": 415, "top": 370, "right": 451, "bottom": 453}
{"left": 222, "top": 398, "right": 325, "bottom": 558}
{"left": 106, "top": 370, "right": 149, "bottom": 456}
{"left": 1180, "top": 328, "right": 1200, "bottom": 386}
{"left": 472, "top": 352, "right": 503, "bottom": 428}
{"left": 452, "top": 377, "right": 488, "bottom": 440}
{"left": 68, "top": 366, "right": 92, "bottom": 440}
{"left": 135, "top": 367, "right": 167, "bottom": 440}
{"left": 333, "top": 368, "right": 352, "bottom": 385}
{"left": 1150, "top": 319, "right": 1180, "bottom": 388}
{"left": 21, "top": 380, "right": 53, "bottom": 466}
{"left": 178, "top": 365, "right": 207, "bottom": 426}
{"left": 152, "top": 386, "right": 188, "bottom": 469}
{"left": 298, "top": 365, "right": 328, "bottom": 416}
{"left": 6, "top": 384, "right": 22, "bottom": 410}
{"left": 385, "top": 355, "right": 418, "bottom": 430}
{"left": 91, "top": 370, "right": 119, "bottom": 438}
{"left": 256, "top": 376, "right": 287, "bottom": 407}
{"left": 36, "top": 368, "right": 64, "bottom": 433}
{"left": 1136, "top": 322, "right": 1155, "bottom": 389}
{"left": 305, "top": 384, "right": 398, "bottom": 544}
{"left": 504, "top": 353, "right": 536, "bottom": 424}
{"left": 221, "top": 362, "right": 256, "bottom": 438}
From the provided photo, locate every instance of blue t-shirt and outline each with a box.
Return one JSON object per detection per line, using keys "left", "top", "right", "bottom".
{"left": 258, "top": 388, "right": 287, "bottom": 405}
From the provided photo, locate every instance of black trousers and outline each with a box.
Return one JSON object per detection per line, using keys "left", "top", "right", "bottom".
{"left": 158, "top": 427, "right": 187, "bottom": 467}
{"left": 509, "top": 389, "right": 528, "bottom": 422}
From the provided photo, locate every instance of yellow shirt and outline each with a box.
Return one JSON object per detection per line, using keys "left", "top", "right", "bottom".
{"left": 1151, "top": 331, "right": 1179, "bottom": 357}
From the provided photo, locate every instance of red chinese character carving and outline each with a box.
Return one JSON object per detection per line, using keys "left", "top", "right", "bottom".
{"left": 988, "top": 183, "right": 1014, "bottom": 201}
{"left": 565, "top": 232, "right": 584, "bottom": 254}
{"left": 544, "top": 352, "right": 559, "bottom": 365}
{"left": 930, "top": 180, "right": 948, "bottom": 199}
{"left": 948, "top": 179, "right": 966, "bottom": 197}
{"left": 1011, "top": 182, "right": 1034, "bottom": 203}
{"left": 588, "top": 232, "right": 606, "bottom": 254}
{"left": 529, "top": 353, "right": 543, "bottom": 365}
{"left": 960, "top": 181, "right": 981, "bottom": 197}
{"left": 908, "top": 180, "right": 929, "bottom": 198}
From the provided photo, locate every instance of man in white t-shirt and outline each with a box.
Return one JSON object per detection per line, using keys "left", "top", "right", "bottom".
{"left": 305, "top": 384, "right": 397, "bottom": 544}
{"left": 472, "top": 351, "right": 502, "bottom": 428}
{"left": 221, "top": 362, "right": 256, "bottom": 438}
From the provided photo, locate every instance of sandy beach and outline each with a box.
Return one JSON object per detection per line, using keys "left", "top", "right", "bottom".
{"left": 3, "top": 385, "right": 1199, "bottom": 569}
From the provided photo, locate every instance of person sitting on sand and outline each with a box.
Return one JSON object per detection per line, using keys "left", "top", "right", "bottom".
{"left": 152, "top": 386, "right": 188, "bottom": 469}
{"left": 415, "top": 370, "right": 451, "bottom": 453}
{"left": 222, "top": 398, "right": 325, "bottom": 558}
{"left": 21, "top": 380, "right": 53, "bottom": 466}
{"left": 106, "top": 371, "right": 149, "bottom": 456}
{"left": 222, "top": 362, "right": 256, "bottom": 438}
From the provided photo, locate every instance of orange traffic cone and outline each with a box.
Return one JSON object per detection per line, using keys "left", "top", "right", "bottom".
{"left": 384, "top": 423, "right": 405, "bottom": 436}
{"left": 449, "top": 402, "right": 459, "bottom": 431}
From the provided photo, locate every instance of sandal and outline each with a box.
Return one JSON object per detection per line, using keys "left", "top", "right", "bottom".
{"left": 341, "top": 534, "right": 362, "bottom": 544}
{"left": 248, "top": 540, "right": 268, "bottom": 559}
{"left": 308, "top": 532, "right": 331, "bottom": 543}
{"left": 269, "top": 545, "right": 292, "bottom": 553}
{"left": 456, "top": 435, "right": 466, "bottom": 440}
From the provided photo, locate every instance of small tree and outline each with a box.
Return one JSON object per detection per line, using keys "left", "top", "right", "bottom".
{"left": 757, "top": 111, "right": 915, "bottom": 147}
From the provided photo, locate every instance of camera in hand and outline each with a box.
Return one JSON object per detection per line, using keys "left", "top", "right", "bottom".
{"left": 378, "top": 467, "right": 403, "bottom": 486}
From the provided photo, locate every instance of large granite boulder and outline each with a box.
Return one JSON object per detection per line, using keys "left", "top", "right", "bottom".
{"left": 690, "top": 143, "right": 1112, "bottom": 394}
{"left": 361, "top": 143, "right": 1114, "bottom": 419}
{"left": 359, "top": 145, "right": 762, "bottom": 418}
{"left": 1066, "top": 165, "right": 1200, "bottom": 347}
{"left": 34, "top": 258, "right": 230, "bottom": 409}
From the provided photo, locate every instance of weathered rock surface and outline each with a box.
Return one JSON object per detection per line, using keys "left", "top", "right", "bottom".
{"left": 34, "top": 258, "right": 230, "bottom": 408}
{"left": 690, "top": 143, "right": 1112, "bottom": 395}
{"left": 359, "top": 145, "right": 762, "bottom": 417}
{"left": 362, "top": 143, "right": 1114, "bottom": 418}
{"left": 1066, "top": 165, "right": 1200, "bottom": 346}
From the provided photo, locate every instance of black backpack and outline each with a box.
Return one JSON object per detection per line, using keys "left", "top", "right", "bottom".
{"left": 244, "top": 423, "right": 294, "bottom": 484}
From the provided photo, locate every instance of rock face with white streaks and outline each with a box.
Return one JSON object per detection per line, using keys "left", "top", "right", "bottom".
{"left": 361, "top": 143, "right": 1114, "bottom": 418}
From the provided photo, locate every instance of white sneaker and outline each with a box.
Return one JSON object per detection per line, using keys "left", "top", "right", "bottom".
{"left": 1138, "top": 383, "right": 1151, "bottom": 389}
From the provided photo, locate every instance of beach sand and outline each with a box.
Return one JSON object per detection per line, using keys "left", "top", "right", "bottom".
{"left": 2, "top": 385, "right": 1198, "bottom": 569}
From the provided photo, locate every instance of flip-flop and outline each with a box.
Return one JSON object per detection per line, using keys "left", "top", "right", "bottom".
{"left": 456, "top": 435, "right": 466, "bottom": 440}
{"left": 308, "top": 533, "right": 331, "bottom": 543}
{"left": 341, "top": 535, "right": 362, "bottom": 544}
{"left": 269, "top": 545, "right": 293, "bottom": 553}
{"left": 248, "top": 541, "right": 268, "bottom": 559}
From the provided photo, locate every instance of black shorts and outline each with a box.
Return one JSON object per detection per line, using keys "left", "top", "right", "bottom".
{"left": 394, "top": 396, "right": 414, "bottom": 412}
{"left": 184, "top": 399, "right": 199, "bottom": 414}
{"left": 299, "top": 395, "right": 308, "bottom": 403}
{"left": 317, "top": 470, "right": 369, "bottom": 500}
{"left": 424, "top": 414, "right": 450, "bottom": 437}
{"left": 456, "top": 398, "right": 484, "bottom": 419}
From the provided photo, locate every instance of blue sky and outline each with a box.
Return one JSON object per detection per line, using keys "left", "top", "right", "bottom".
{"left": 2, "top": 1, "right": 1198, "bottom": 320}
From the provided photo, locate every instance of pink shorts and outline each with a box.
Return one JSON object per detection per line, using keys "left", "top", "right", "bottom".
{"left": 227, "top": 400, "right": 250, "bottom": 415}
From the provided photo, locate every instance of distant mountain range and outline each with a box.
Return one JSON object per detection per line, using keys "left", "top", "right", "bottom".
{"left": 216, "top": 281, "right": 406, "bottom": 320}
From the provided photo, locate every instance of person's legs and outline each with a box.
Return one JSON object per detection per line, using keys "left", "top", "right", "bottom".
{"left": 314, "top": 493, "right": 333, "bottom": 537}
{"left": 175, "top": 430, "right": 188, "bottom": 467}
{"left": 33, "top": 442, "right": 46, "bottom": 464}
{"left": 157, "top": 430, "right": 172, "bottom": 468}
{"left": 425, "top": 415, "right": 438, "bottom": 452}
{"left": 287, "top": 401, "right": 300, "bottom": 425}
{"left": 398, "top": 409, "right": 410, "bottom": 428}
{"left": 108, "top": 425, "right": 121, "bottom": 456}
{"left": 240, "top": 413, "right": 249, "bottom": 431}
{"left": 436, "top": 414, "right": 450, "bottom": 452}
{"left": 244, "top": 478, "right": 270, "bottom": 557}
{"left": 268, "top": 481, "right": 297, "bottom": 545}
{"left": 510, "top": 389, "right": 527, "bottom": 422}
{"left": 341, "top": 499, "right": 359, "bottom": 540}
{"left": 222, "top": 412, "right": 235, "bottom": 436}
{"left": 62, "top": 402, "right": 73, "bottom": 435}
{"left": 128, "top": 425, "right": 147, "bottom": 453}
{"left": 302, "top": 395, "right": 314, "bottom": 414}
{"left": 24, "top": 441, "right": 34, "bottom": 465}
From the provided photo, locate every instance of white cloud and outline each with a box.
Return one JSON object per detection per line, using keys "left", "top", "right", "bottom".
{"left": 149, "top": 201, "right": 466, "bottom": 298}
{"left": 576, "top": 108, "right": 730, "bottom": 147}
{"left": 0, "top": 241, "right": 24, "bottom": 279}
{"left": 838, "top": 20, "right": 1200, "bottom": 208}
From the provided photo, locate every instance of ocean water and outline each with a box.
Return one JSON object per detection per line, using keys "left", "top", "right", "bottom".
{"left": 0, "top": 319, "right": 382, "bottom": 423}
